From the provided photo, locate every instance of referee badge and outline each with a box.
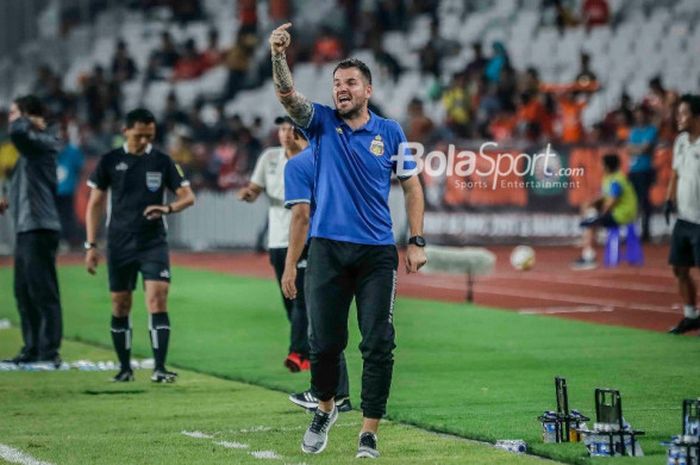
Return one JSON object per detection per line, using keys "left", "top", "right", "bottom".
{"left": 370, "top": 135, "right": 384, "bottom": 157}
{"left": 146, "top": 172, "right": 162, "bottom": 192}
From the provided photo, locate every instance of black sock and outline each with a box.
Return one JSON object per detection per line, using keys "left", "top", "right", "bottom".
{"left": 110, "top": 316, "right": 131, "bottom": 372}
{"left": 149, "top": 313, "right": 170, "bottom": 371}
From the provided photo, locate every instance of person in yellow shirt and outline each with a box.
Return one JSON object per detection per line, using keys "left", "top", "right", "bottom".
{"left": 571, "top": 153, "right": 638, "bottom": 270}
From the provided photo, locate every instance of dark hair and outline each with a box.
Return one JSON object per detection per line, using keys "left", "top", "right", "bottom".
{"left": 602, "top": 153, "right": 620, "bottom": 172}
{"left": 125, "top": 108, "right": 156, "bottom": 128}
{"left": 680, "top": 94, "right": 700, "bottom": 117}
{"left": 333, "top": 58, "right": 372, "bottom": 85}
{"left": 13, "top": 95, "right": 45, "bottom": 118}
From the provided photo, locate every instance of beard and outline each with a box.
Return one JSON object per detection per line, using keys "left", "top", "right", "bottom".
{"left": 335, "top": 98, "right": 366, "bottom": 119}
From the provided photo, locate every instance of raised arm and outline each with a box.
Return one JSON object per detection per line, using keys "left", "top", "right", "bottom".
{"left": 9, "top": 116, "right": 56, "bottom": 157}
{"left": 269, "top": 23, "right": 313, "bottom": 128}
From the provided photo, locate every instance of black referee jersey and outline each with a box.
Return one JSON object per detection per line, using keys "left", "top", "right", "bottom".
{"left": 87, "top": 144, "right": 189, "bottom": 236}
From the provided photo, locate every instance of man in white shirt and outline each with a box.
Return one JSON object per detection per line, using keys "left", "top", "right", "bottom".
{"left": 238, "top": 116, "right": 311, "bottom": 369}
{"left": 666, "top": 94, "right": 700, "bottom": 335}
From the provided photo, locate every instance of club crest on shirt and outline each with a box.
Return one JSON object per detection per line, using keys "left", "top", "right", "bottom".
{"left": 115, "top": 162, "right": 128, "bottom": 171}
{"left": 146, "top": 171, "right": 162, "bottom": 192}
{"left": 370, "top": 135, "right": 384, "bottom": 157}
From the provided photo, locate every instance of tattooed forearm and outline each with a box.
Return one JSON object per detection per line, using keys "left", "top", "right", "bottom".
{"left": 272, "top": 53, "right": 294, "bottom": 95}
{"left": 272, "top": 53, "right": 313, "bottom": 127}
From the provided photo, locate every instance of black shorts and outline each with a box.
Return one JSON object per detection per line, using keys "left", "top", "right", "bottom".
{"left": 580, "top": 211, "right": 618, "bottom": 228}
{"left": 669, "top": 219, "right": 700, "bottom": 268}
{"left": 107, "top": 230, "right": 170, "bottom": 292}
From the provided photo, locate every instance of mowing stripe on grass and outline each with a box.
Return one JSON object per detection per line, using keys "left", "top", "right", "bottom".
{"left": 0, "top": 444, "right": 55, "bottom": 465}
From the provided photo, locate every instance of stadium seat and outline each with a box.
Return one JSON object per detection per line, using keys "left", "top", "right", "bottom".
{"left": 604, "top": 223, "right": 644, "bottom": 267}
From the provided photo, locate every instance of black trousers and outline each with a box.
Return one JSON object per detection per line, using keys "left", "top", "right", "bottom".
{"left": 269, "top": 247, "right": 307, "bottom": 356}
{"left": 14, "top": 230, "right": 62, "bottom": 359}
{"left": 629, "top": 170, "right": 655, "bottom": 240}
{"left": 305, "top": 238, "right": 398, "bottom": 419}
{"left": 56, "top": 194, "right": 81, "bottom": 246}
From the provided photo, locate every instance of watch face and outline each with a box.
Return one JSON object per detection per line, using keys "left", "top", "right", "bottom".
{"left": 412, "top": 236, "right": 426, "bottom": 247}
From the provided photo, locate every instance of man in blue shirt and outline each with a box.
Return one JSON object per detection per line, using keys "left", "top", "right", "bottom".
{"left": 627, "top": 105, "right": 658, "bottom": 242}
{"left": 282, "top": 144, "right": 351, "bottom": 414}
{"left": 56, "top": 125, "right": 85, "bottom": 248}
{"left": 270, "top": 23, "right": 427, "bottom": 458}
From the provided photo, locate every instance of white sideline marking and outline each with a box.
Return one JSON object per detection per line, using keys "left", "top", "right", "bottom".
{"left": 240, "top": 426, "right": 272, "bottom": 433}
{"left": 181, "top": 431, "right": 213, "bottom": 439}
{"left": 0, "top": 444, "right": 55, "bottom": 465}
{"left": 250, "top": 450, "right": 281, "bottom": 459}
{"left": 215, "top": 441, "right": 249, "bottom": 449}
{"left": 519, "top": 306, "right": 615, "bottom": 315}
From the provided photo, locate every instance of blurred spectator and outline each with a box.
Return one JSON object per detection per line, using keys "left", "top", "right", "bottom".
{"left": 223, "top": 32, "right": 258, "bottom": 100}
{"left": 557, "top": 91, "right": 587, "bottom": 144}
{"left": 81, "top": 65, "right": 122, "bottom": 128}
{"left": 44, "top": 75, "right": 75, "bottom": 119}
{"left": 644, "top": 76, "right": 678, "bottom": 142}
{"left": 485, "top": 42, "right": 510, "bottom": 84}
{"left": 56, "top": 124, "right": 85, "bottom": 248}
{"left": 464, "top": 42, "right": 488, "bottom": 80}
{"left": 375, "top": 0, "right": 408, "bottom": 32}
{"left": 173, "top": 38, "right": 206, "bottom": 80}
{"left": 168, "top": 126, "right": 196, "bottom": 170}
{"left": 627, "top": 105, "right": 658, "bottom": 241}
{"left": 163, "top": 91, "right": 189, "bottom": 126}
{"left": 152, "top": 31, "right": 181, "bottom": 69}
{"left": 475, "top": 78, "right": 501, "bottom": 137}
{"left": 32, "top": 64, "right": 55, "bottom": 99}
{"left": 418, "top": 19, "right": 460, "bottom": 78}
{"left": 111, "top": 39, "right": 138, "bottom": 82}
{"left": 405, "top": 98, "right": 434, "bottom": 144}
{"left": 213, "top": 134, "right": 246, "bottom": 190}
{"left": 0, "top": 110, "right": 20, "bottom": 186}
{"left": 575, "top": 52, "right": 598, "bottom": 89}
{"left": 582, "top": 0, "right": 610, "bottom": 29}
{"left": 171, "top": 0, "right": 203, "bottom": 23}
{"left": 201, "top": 28, "right": 224, "bottom": 71}
{"left": 370, "top": 37, "right": 402, "bottom": 83}
{"left": 269, "top": 0, "right": 292, "bottom": 24}
{"left": 442, "top": 72, "right": 471, "bottom": 138}
{"left": 543, "top": 0, "right": 579, "bottom": 33}
{"left": 239, "top": 0, "right": 258, "bottom": 35}
{"left": 312, "top": 27, "right": 344, "bottom": 65}
{"left": 517, "top": 91, "right": 553, "bottom": 142}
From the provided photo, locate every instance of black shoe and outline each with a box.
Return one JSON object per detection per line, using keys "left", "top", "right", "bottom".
{"left": 112, "top": 369, "right": 135, "bottom": 382}
{"left": 356, "top": 432, "right": 380, "bottom": 459}
{"left": 335, "top": 397, "right": 352, "bottom": 413}
{"left": 289, "top": 390, "right": 319, "bottom": 410}
{"left": 37, "top": 355, "right": 62, "bottom": 369}
{"left": 151, "top": 369, "right": 177, "bottom": 383}
{"left": 289, "top": 390, "right": 353, "bottom": 413}
{"left": 668, "top": 317, "right": 700, "bottom": 334}
{"left": 570, "top": 257, "right": 597, "bottom": 270}
{"left": 2, "top": 352, "right": 37, "bottom": 365}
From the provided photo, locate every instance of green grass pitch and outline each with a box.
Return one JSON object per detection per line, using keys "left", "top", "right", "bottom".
{"left": 1, "top": 265, "right": 698, "bottom": 464}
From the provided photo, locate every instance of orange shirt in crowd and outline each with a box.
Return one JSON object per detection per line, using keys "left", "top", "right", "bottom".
{"left": 517, "top": 97, "right": 553, "bottom": 137}
{"left": 558, "top": 96, "right": 587, "bottom": 144}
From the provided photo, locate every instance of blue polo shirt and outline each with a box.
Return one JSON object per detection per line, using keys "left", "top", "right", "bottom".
{"left": 628, "top": 125, "right": 658, "bottom": 173}
{"left": 284, "top": 146, "right": 315, "bottom": 211}
{"left": 301, "top": 102, "right": 416, "bottom": 245}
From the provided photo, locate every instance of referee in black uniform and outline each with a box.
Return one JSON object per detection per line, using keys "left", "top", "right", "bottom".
{"left": 84, "top": 109, "right": 195, "bottom": 382}
{"left": 1, "top": 95, "right": 63, "bottom": 367}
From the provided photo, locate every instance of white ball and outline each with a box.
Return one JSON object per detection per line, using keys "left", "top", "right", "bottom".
{"left": 510, "top": 245, "right": 536, "bottom": 271}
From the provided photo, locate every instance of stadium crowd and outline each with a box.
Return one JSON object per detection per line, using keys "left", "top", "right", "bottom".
{"left": 0, "top": 0, "right": 679, "bottom": 221}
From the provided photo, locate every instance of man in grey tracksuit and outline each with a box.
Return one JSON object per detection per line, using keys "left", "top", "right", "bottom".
{"left": 0, "top": 95, "right": 62, "bottom": 366}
